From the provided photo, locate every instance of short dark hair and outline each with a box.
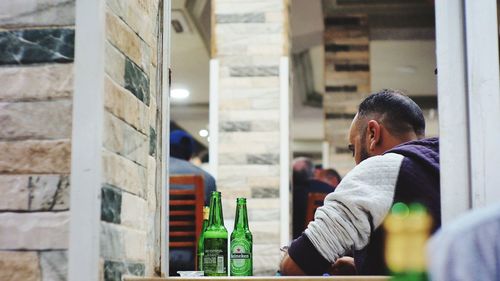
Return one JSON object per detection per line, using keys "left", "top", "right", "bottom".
{"left": 323, "top": 168, "right": 341, "bottom": 182}
{"left": 358, "top": 89, "right": 425, "bottom": 138}
{"left": 170, "top": 130, "right": 194, "bottom": 160}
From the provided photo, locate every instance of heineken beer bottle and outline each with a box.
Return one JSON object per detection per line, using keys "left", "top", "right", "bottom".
{"left": 196, "top": 206, "right": 209, "bottom": 271}
{"left": 203, "top": 191, "right": 228, "bottom": 276}
{"left": 230, "top": 198, "right": 253, "bottom": 276}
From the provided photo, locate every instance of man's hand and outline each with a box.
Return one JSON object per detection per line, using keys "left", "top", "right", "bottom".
{"left": 330, "top": 257, "right": 357, "bottom": 275}
{"left": 279, "top": 251, "right": 306, "bottom": 275}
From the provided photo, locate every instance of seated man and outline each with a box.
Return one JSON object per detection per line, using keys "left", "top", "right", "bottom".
{"left": 169, "top": 129, "right": 216, "bottom": 205}
{"left": 280, "top": 89, "right": 441, "bottom": 275}
{"left": 168, "top": 130, "right": 216, "bottom": 275}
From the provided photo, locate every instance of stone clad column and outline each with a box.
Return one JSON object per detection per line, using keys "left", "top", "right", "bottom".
{"left": 0, "top": 2, "right": 75, "bottom": 280}
{"left": 212, "top": 0, "right": 290, "bottom": 275}
{"left": 323, "top": 15, "right": 370, "bottom": 175}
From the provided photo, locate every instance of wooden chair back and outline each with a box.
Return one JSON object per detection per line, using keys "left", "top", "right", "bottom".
{"left": 169, "top": 175, "right": 205, "bottom": 269}
{"left": 305, "top": 192, "right": 328, "bottom": 228}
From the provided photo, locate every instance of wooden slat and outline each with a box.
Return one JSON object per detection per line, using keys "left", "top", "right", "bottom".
{"left": 169, "top": 231, "right": 195, "bottom": 237}
{"left": 169, "top": 241, "right": 195, "bottom": 247}
{"left": 170, "top": 210, "right": 195, "bottom": 216}
{"left": 170, "top": 221, "right": 194, "bottom": 227}
{"left": 170, "top": 200, "right": 196, "bottom": 206}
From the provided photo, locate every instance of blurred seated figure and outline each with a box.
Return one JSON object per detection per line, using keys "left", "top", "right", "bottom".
{"left": 168, "top": 130, "right": 216, "bottom": 275}
{"left": 427, "top": 204, "right": 500, "bottom": 281}
{"left": 316, "top": 168, "right": 342, "bottom": 188}
{"left": 292, "top": 157, "right": 335, "bottom": 239}
{"left": 169, "top": 130, "right": 216, "bottom": 205}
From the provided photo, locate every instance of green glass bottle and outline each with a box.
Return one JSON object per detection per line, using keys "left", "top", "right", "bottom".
{"left": 203, "top": 191, "right": 228, "bottom": 276}
{"left": 197, "top": 206, "right": 209, "bottom": 271}
{"left": 385, "top": 202, "right": 432, "bottom": 281}
{"left": 230, "top": 198, "right": 253, "bottom": 276}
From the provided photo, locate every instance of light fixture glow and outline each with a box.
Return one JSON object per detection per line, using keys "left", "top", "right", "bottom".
{"left": 171, "top": 88, "right": 190, "bottom": 99}
{"left": 199, "top": 129, "right": 209, "bottom": 138}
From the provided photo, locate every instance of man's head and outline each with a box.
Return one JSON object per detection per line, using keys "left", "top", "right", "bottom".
{"left": 348, "top": 89, "right": 425, "bottom": 164}
{"left": 318, "top": 168, "right": 342, "bottom": 188}
{"left": 292, "top": 157, "right": 315, "bottom": 184}
{"left": 170, "top": 130, "right": 194, "bottom": 161}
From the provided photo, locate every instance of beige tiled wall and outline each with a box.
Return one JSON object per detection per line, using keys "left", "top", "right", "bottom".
{"left": 213, "top": 0, "right": 290, "bottom": 275}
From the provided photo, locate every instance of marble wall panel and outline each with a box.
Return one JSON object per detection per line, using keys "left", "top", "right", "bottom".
{"left": 0, "top": 64, "right": 73, "bottom": 102}
{"left": 216, "top": 13, "right": 265, "bottom": 23}
{"left": 0, "top": 140, "right": 70, "bottom": 174}
{"left": 0, "top": 251, "right": 41, "bottom": 281}
{"left": 30, "top": 175, "right": 70, "bottom": 211}
{"left": 0, "top": 100, "right": 72, "bottom": 140}
{"left": 40, "top": 250, "right": 68, "bottom": 281}
{"left": 0, "top": 0, "right": 75, "bottom": 28}
{"left": 104, "top": 112, "right": 148, "bottom": 167}
{"left": 0, "top": 212, "right": 69, "bottom": 250}
{"left": 0, "top": 176, "right": 30, "bottom": 210}
{"left": 103, "top": 260, "right": 144, "bottom": 281}
{"left": 0, "top": 29, "right": 74, "bottom": 65}
{"left": 101, "top": 185, "right": 122, "bottom": 224}
{"left": 102, "top": 151, "right": 147, "bottom": 198}
{"left": 105, "top": 75, "right": 149, "bottom": 135}
{"left": 106, "top": 10, "right": 150, "bottom": 72}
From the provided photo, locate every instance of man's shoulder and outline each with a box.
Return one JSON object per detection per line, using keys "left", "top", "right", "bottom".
{"left": 169, "top": 157, "right": 201, "bottom": 174}
{"left": 355, "top": 153, "right": 405, "bottom": 171}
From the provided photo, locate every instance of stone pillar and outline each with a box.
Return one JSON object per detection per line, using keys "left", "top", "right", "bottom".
{"left": 0, "top": 1, "right": 75, "bottom": 280}
{"left": 0, "top": 1, "right": 167, "bottom": 280}
{"left": 323, "top": 15, "right": 370, "bottom": 175}
{"left": 212, "top": 0, "right": 290, "bottom": 275}
{"left": 99, "top": 0, "right": 165, "bottom": 279}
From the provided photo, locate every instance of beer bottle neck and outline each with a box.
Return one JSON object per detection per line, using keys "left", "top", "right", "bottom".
{"left": 233, "top": 202, "right": 249, "bottom": 230}
{"left": 208, "top": 193, "right": 224, "bottom": 227}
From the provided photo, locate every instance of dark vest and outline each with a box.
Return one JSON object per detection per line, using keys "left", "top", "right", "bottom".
{"left": 354, "top": 138, "right": 441, "bottom": 275}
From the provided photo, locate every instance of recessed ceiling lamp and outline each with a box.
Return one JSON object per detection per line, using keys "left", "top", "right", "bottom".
{"left": 199, "top": 129, "right": 209, "bottom": 138}
{"left": 171, "top": 88, "right": 190, "bottom": 99}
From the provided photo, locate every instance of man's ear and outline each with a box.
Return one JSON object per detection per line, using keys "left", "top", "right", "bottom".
{"left": 366, "top": 120, "right": 381, "bottom": 151}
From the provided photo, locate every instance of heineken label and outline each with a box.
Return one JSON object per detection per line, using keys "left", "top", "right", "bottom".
{"left": 203, "top": 238, "right": 228, "bottom": 276}
{"left": 230, "top": 238, "right": 252, "bottom": 276}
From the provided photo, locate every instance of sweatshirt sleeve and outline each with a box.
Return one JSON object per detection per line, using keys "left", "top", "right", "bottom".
{"left": 288, "top": 153, "right": 403, "bottom": 274}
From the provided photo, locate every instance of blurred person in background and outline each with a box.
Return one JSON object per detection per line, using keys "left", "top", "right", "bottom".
{"left": 292, "top": 157, "right": 336, "bottom": 239}
{"left": 169, "top": 130, "right": 216, "bottom": 275}
{"left": 169, "top": 129, "right": 216, "bottom": 205}
{"left": 316, "top": 168, "right": 342, "bottom": 188}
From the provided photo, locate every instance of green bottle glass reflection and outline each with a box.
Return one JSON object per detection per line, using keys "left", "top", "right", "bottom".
{"left": 203, "top": 191, "right": 228, "bottom": 276}
{"left": 385, "top": 202, "right": 431, "bottom": 281}
{"left": 197, "top": 206, "right": 209, "bottom": 271}
{"left": 230, "top": 198, "right": 253, "bottom": 276}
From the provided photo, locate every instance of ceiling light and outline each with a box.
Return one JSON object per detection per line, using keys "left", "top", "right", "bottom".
{"left": 199, "top": 129, "right": 209, "bottom": 138}
{"left": 171, "top": 88, "right": 190, "bottom": 99}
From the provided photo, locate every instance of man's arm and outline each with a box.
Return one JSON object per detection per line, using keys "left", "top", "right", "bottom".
{"left": 280, "top": 253, "right": 305, "bottom": 275}
{"left": 281, "top": 153, "right": 404, "bottom": 275}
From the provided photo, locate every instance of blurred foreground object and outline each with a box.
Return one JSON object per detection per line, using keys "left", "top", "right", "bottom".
{"left": 385, "top": 203, "right": 432, "bottom": 281}
{"left": 427, "top": 204, "right": 500, "bottom": 281}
